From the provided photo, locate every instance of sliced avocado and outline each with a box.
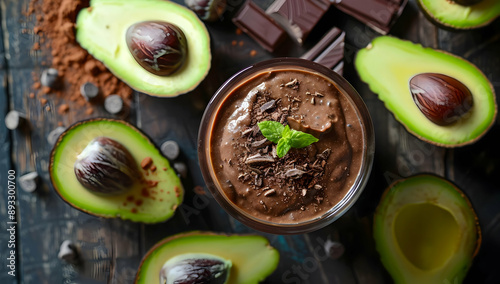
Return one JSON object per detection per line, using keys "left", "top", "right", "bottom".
{"left": 418, "top": 0, "right": 500, "bottom": 29}
{"left": 135, "top": 232, "right": 280, "bottom": 284}
{"left": 374, "top": 175, "right": 481, "bottom": 284}
{"left": 49, "top": 118, "right": 184, "bottom": 223}
{"left": 355, "top": 36, "right": 497, "bottom": 147}
{"left": 76, "top": 0, "right": 211, "bottom": 97}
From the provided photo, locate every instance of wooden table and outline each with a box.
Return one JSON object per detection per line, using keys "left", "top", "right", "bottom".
{"left": 1, "top": 0, "right": 499, "bottom": 283}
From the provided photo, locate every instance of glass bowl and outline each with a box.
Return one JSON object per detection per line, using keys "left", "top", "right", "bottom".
{"left": 198, "top": 58, "right": 375, "bottom": 234}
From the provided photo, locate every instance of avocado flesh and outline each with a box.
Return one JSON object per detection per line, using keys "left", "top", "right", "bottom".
{"left": 135, "top": 232, "right": 280, "bottom": 284}
{"left": 76, "top": 0, "right": 211, "bottom": 97}
{"left": 374, "top": 175, "right": 480, "bottom": 284}
{"left": 355, "top": 36, "right": 497, "bottom": 147}
{"left": 419, "top": 0, "right": 500, "bottom": 29}
{"left": 50, "top": 119, "right": 184, "bottom": 223}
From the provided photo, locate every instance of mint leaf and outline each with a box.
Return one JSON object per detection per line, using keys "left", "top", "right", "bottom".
{"left": 257, "top": 120, "right": 319, "bottom": 158}
{"left": 258, "top": 121, "right": 284, "bottom": 143}
{"left": 276, "top": 137, "right": 292, "bottom": 158}
{"left": 289, "top": 130, "right": 319, "bottom": 148}
{"left": 282, "top": 125, "right": 291, "bottom": 138}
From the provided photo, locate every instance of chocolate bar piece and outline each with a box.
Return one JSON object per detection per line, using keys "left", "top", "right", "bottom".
{"left": 233, "top": 1, "right": 288, "bottom": 52}
{"left": 266, "top": 0, "right": 329, "bottom": 44}
{"left": 329, "top": 0, "right": 408, "bottom": 34}
{"left": 301, "top": 27, "right": 345, "bottom": 75}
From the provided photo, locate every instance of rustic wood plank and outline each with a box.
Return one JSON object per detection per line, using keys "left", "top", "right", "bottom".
{"left": 0, "top": 70, "right": 18, "bottom": 284}
{"left": 1, "top": 0, "right": 142, "bottom": 283}
{"left": 439, "top": 19, "right": 500, "bottom": 283}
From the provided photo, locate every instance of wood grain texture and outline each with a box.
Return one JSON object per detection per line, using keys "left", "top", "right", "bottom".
{"left": 0, "top": 0, "right": 499, "bottom": 283}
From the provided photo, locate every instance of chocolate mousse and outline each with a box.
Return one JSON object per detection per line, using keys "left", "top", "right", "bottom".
{"left": 208, "top": 67, "right": 365, "bottom": 223}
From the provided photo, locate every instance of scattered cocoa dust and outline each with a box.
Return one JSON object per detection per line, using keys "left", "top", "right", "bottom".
{"left": 28, "top": 0, "right": 133, "bottom": 115}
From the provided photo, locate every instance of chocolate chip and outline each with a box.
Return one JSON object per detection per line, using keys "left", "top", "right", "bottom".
{"left": 19, "top": 172, "right": 40, "bottom": 193}
{"left": 80, "top": 82, "right": 99, "bottom": 100}
{"left": 173, "top": 162, "right": 188, "bottom": 178}
{"left": 47, "top": 126, "right": 66, "bottom": 146}
{"left": 104, "top": 94, "right": 123, "bottom": 114}
{"left": 4, "top": 110, "right": 27, "bottom": 130}
{"left": 58, "top": 240, "right": 79, "bottom": 263}
{"left": 324, "top": 239, "right": 345, "bottom": 259}
{"left": 40, "top": 68, "right": 60, "bottom": 88}
{"left": 160, "top": 140, "right": 180, "bottom": 160}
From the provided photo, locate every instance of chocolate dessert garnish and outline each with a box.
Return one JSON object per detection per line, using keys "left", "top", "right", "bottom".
{"left": 233, "top": 1, "right": 287, "bottom": 52}
{"left": 266, "top": 0, "right": 329, "bottom": 44}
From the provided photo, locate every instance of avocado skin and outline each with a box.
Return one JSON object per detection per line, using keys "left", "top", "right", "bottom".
{"left": 135, "top": 231, "right": 280, "bottom": 284}
{"left": 355, "top": 36, "right": 497, "bottom": 147}
{"left": 418, "top": 0, "right": 500, "bottom": 29}
{"left": 374, "top": 174, "right": 481, "bottom": 284}
{"left": 50, "top": 118, "right": 184, "bottom": 223}
{"left": 76, "top": 0, "right": 211, "bottom": 97}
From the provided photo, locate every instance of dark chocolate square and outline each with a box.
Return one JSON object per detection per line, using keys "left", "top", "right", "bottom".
{"left": 233, "top": 1, "right": 288, "bottom": 52}
{"left": 266, "top": 0, "right": 329, "bottom": 44}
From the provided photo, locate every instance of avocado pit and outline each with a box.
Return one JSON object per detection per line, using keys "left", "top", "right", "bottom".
{"left": 409, "top": 73, "right": 473, "bottom": 126}
{"left": 74, "top": 136, "right": 140, "bottom": 195}
{"left": 126, "top": 21, "right": 188, "bottom": 76}
{"left": 160, "top": 253, "right": 231, "bottom": 284}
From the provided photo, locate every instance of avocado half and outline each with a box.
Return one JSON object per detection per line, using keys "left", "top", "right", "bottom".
{"left": 355, "top": 36, "right": 497, "bottom": 147}
{"left": 76, "top": 0, "right": 211, "bottom": 97}
{"left": 374, "top": 175, "right": 481, "bottom": 284}
{"left": 49, "top": 118, "right": 184, "bottom": 223}
{"left": 135, "top": 232, "right": 280, "bottom": 284}
{"left": 418, "top": 0, "right": 500, "bottom": 29}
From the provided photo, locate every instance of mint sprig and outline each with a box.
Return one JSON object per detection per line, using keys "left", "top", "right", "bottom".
{"left": 257, "top": 121, "right": 319, "bottom": 158}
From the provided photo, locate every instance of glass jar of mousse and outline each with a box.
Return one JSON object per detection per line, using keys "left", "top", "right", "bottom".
{"left": 198, "top": 58, "right": 375, "bottom": 234}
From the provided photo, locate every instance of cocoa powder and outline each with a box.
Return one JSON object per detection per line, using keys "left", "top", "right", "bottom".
{"left": 28, "top": 0, "right": 133, "bottom": 114}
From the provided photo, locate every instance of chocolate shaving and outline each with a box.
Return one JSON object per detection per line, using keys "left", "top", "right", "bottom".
{"left": 285, "top": 169, "right": 306, "bottom": 179}
{"left": 245, "top": 154, "right": 275, "bottom": 165}
{"left": 259, "top": 99, "right": 276, "bottom": 112}
{"left": 251, "top": 138, "right": 272, "bottom": 148}
{"left": 264, "top": 188, "right": 276, "bottom": 196}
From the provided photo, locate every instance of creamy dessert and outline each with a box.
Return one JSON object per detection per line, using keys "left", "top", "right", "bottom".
{"left": 208, "top": 67, "right": 366, "bottom": 224}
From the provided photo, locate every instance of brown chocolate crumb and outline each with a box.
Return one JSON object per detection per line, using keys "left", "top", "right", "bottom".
{"left": 150, "top": 165, "right": 157, "bottom": 172}
{"left": 141, "top": 157, "right": 153, "bottom": 170}
{"left": 147, "top": 180, "right": 158, "bottom": 187}
{"left": 58, "top": 104, "right": 69, "bottom": 114}
{"left": 131, "top": 208, "right": 138, "bottom": 213}
{"left": 85, "top": 107, "right": 94, "bottom": 115}
{"left": 194, "top": 186, "right": 205, "bottom": 195}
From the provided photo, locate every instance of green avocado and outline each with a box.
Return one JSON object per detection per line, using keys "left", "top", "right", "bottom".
{"left": 355, "top": 36, "right": 497, "bottom": 147}
{"left": 76, "top": 0, "right": 211, "bottom": 97}
{"left": 418, "top": 0, "right": 500, "bottom": 29}
{"left": 135, "top": 232, "right": 280, "bottom": 284}
{"left": 49, "top": 118, "right": 184, "bottom": 223}
{"left": 374, "top": 175, "right": 481, "bottom": 284}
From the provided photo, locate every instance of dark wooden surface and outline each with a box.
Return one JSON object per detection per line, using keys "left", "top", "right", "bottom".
{"left": 1, "top": 0, "right": 499, "bottom": 283}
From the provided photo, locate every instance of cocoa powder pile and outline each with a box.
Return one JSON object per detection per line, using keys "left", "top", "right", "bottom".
{"left": 28, "top": 0, "right": 133, "bottom": 115}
